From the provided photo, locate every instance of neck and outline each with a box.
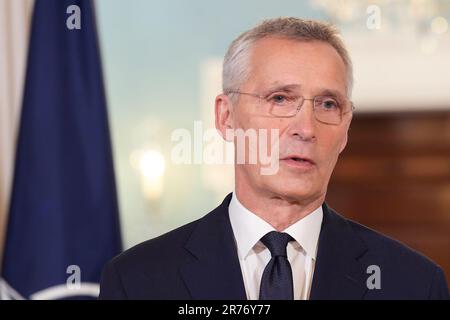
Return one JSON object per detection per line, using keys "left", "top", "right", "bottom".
{"left": 235, "top": 181, "right": 325, "bottom": 231}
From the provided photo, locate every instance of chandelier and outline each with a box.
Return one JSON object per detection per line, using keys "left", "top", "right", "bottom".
{"left": 311, "top": 0, "right": 449, "bottom": 35}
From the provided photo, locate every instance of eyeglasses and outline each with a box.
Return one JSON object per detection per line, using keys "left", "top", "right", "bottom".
{"left": 226, "top": 90, "right": 355, "bottom": 125}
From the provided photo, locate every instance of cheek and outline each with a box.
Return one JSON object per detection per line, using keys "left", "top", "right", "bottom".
{"left": 317, "top": 129, "right": 347, "bottom": 165}
{"left": 235, "top": 115, "right": 284, "bottom": 152}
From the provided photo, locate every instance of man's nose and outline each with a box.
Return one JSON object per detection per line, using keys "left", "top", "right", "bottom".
{"left": 288, "top": 99, "right": 316, "bottom": 141}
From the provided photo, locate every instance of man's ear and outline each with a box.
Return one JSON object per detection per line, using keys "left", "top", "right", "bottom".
{"left": 215, "top": 94, "right": 234, "bottom": 142}
{"left": 339, "top": 111, "right": 353, "bottom": 153}
{"left": 339, "top": 131, "right": 348, "bottom": 154}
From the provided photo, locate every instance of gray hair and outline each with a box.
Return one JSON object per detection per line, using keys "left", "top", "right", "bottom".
{"left": 222, "top": 17, "right": 354, "bottom": 100}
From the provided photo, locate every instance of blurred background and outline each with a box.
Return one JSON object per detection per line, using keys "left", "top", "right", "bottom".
{"left": 0, "top": 0, "right": 449, "bottom": 296}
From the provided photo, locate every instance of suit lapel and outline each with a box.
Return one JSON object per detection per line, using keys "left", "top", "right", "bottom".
{"left": 310, "top": 203, "right": 369, "bottom": 299}
{"left": 180, "top": 195, "right": 370, "bottom": 300}
{"left": 180, "top": 193, "right": 247, "bottom": 299}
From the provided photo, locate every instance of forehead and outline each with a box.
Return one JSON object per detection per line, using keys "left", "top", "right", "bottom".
{"left": 245, "top": 37, "right": 348, "bottom": 96}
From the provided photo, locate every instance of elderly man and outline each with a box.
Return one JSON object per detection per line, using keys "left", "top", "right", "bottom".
{"left": 99, "top": 17, "right": 449, "bottom": 300}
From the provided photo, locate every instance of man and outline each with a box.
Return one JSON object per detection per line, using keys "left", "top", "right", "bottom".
{"left": 99, "top": 17, "right": 449, "bottom": 299}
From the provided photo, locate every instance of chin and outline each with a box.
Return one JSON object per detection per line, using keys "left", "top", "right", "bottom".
{"left": 265, "top": 179, "right": 320, "bottom": 202}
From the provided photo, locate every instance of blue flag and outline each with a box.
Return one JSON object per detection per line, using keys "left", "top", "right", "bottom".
{"left": 1, "top": 0, "right": 122, "bottom": 299}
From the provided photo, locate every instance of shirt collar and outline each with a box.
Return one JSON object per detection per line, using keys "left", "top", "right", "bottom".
{"left": 228, "top": 192, "right": 323, "bottom": 260}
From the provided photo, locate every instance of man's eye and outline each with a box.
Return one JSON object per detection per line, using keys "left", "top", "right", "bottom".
{"left": 319, "top": 98, "right": 339, "bottom": 110}
{"left": 269, "top": 94, "right": 289, "bottom": 104}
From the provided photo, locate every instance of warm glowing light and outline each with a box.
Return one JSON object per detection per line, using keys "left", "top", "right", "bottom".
{"left": 138, "top": 150, "right": 165, "bottom": 179}
{"left": 431, "top": 16, "right": 448, "bottom": 34}
{"left": 130, "top": 149, "right": 166, "bottom": 202}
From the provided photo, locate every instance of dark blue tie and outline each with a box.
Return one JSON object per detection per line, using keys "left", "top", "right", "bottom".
{"left": 259, "top": 231, "right": 294, "bottom": 300}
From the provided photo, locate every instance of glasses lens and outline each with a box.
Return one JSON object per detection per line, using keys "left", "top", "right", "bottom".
{"left": 269, "top": 95, "right": 301, "bottom": 117}
{"left": 314, "top": 96, "right": 341, "bottom": 124}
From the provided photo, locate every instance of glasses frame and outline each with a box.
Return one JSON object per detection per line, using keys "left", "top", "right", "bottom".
{"left": 226, "top": 90, "right": 355, "bottom": 125}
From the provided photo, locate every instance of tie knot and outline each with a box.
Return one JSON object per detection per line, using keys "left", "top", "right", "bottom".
{"left": 260, "top": 231, "right": 294, "bottom": 257}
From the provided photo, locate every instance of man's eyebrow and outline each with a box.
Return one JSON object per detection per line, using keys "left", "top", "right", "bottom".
{"left": 316, "top": 88, "right": 345, "bottom": 101}
{"left": 262, "top": 83, "right": 301, "bottom": 94}
{"left": 262, "top": 83, "right": 346, "bottom": 101}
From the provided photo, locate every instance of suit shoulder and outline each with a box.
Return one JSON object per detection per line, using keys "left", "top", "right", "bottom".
{"left": 343, "top": 214, "right": 441, "bottom": 272}
{"left": 100, "top": 216, "right": 205, "bottom": 299}
{"left": 338, "top": 213, "right": 449, "bottom": 298}
{"left": 109, "top": 217, "right": 201, "bottom": 272}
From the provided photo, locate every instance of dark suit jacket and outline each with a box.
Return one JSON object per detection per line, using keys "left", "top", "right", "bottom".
{"left": 99, "top": 193, "right": 449, "bottom": 299}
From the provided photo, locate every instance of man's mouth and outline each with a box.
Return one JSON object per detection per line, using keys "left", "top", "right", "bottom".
{"left": 281, "top": 155, "right": 315, "bottom": 164}
{"left": 280, "top": 155, "right": 316, "bottom": 169}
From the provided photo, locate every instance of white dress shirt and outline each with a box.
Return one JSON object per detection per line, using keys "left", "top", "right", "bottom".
{"left": 228, "top": 192, "right": 323, "bottom": 300}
